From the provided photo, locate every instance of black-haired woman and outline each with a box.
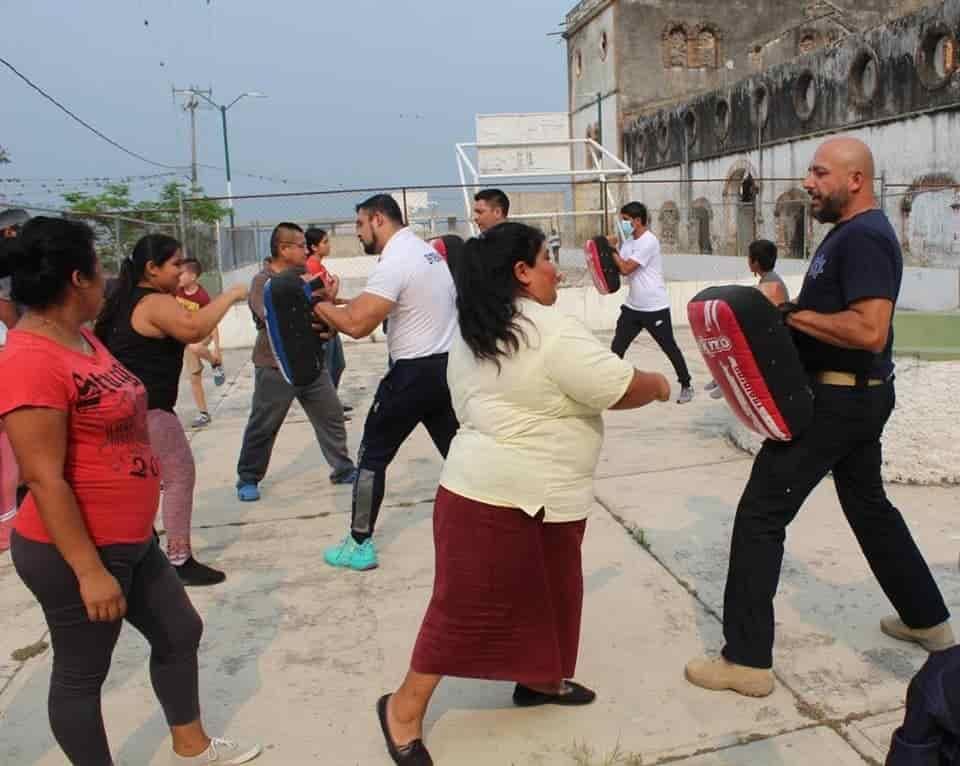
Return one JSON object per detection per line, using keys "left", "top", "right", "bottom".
{"left": 0, "top": 217, "right": 260, "bottom": 765}
{"left": 95, "top": 234, "right": 247, "bottom": 586}
{"left": 377, "top": 222, "right": 671, "bottom": 765}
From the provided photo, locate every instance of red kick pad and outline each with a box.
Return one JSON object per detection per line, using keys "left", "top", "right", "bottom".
{"left": 584, "top": 237, "right": 621, "bottom": 295}
{"left": 688, "top": 285, "right": 813, "bottom": 442}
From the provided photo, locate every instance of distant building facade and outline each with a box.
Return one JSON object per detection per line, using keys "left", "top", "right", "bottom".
{"left": 565, "top": 0, "right": 960, "bottom": 265}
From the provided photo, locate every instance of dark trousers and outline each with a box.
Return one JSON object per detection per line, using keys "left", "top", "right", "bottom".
{"left": 325, "top": 334, "right": 346, "bottom": 389}
{"left": 236, "top": 365, "right": 354, "bottom": 486}
{"left": 11, "top": 533, "right": 202, "bottom": 766}
{"left": 722, "top": 381, "right": 949, "bottom": 669}
{"left": 611, "top": 305, "right": 691, "bottom": 387}
{"left": 887, "top": 646, "right": 960, "bottom": 765}
{"left": 351, "top": 354, "right": 459, "bottom": 540}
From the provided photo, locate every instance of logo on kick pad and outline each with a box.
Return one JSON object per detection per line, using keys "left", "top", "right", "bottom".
{"left": 697, "top": 336, "right": 732, "bottom": 356}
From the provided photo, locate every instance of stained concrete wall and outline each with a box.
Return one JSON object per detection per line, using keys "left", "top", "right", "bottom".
{"left": 617, "top": 0, "right": 960, "bottom": 267}
{"left": 565, "top": 0, "right": 937, "bottom": 130}
{"left": 624, "top": 0, "right": 960, "bottom": 173}
{"left": 625, "top": 109, "right": 960, "bottom": 267}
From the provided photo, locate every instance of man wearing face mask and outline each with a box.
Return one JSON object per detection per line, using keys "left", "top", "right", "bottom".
{"left": 608, "top": 202, "right": 694, "bottom": 404}
{"left": 314, "top": 194, "right": 458, "bottom": 572}
{"left": 685, "top": 137, "right": 952, "bottom": 698}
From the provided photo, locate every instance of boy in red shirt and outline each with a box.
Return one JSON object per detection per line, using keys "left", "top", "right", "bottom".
{"left": 176, "top": 259, "right": 225, "bottom": 428}
{"left": 305, "top": 228, "right": 348, "bottom": 396}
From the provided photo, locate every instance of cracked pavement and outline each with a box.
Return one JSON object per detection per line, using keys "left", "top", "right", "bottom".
{"left": 2, "top": 329, "right": 957, "bottom": 765}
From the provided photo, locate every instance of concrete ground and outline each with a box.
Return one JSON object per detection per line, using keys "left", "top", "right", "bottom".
{"left": 2, "top": 329, "right": 959, "bottom": 765}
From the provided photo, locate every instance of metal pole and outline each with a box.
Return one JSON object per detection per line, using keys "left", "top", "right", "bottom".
{"left": 601, "top": 178, "right": 608, "bottom": 236}
{"left": 221, "top": 105, "right": 235, "bottom": 228}
{"left": 114, "top": 216, "right": 121, "bottom": 264}
{"left": 596, "top": 92, "right": 603, "bottom": 149}
{"left": 177, "top": 190, "right": 188, "bottom": 252}
{"left": 880, "top": 171, "right": 887, "bottom": 211}
{"left": 755, "top": 110, "right": 764, "bottom": 233}
{"left": 189, "top": 94, "right": 199, "bottom": 191}
{"left": 401, "top": 188, "right": 409, "bottom": 226}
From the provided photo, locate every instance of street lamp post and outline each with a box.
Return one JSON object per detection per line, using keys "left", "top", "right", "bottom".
{"left": 188, "top": 89, "right": 266, "bottom": 228}
{"left": 219, "top": 106, "right": 233, "bottom": 226}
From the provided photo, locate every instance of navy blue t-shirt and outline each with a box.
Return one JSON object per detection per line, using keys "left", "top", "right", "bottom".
{"left": 795, "top": 209, "right": 901, "bottom": 379}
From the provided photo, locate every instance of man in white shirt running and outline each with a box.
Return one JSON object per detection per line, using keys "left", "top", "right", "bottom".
{"left": 314, "top": 194, "right": 459, "bottom": 571}
{"left": 609, "top": 202, "right": 694, "bottom": 404}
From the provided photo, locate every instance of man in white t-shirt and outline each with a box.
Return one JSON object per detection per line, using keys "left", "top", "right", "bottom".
{"left": 314, "top": 193, "right": 458, "bottom": 571}
{"left": 610, "top": 201, "right": 694, "bottom": 404}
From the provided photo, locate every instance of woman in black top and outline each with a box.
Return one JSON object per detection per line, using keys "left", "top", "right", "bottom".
{"left": 95, "top": 235, "right": 246, "bottom": 585}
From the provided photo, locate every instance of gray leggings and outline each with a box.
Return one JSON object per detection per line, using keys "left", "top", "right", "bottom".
{"left": 11, "top": 532, "right": 203, "bottom": 766}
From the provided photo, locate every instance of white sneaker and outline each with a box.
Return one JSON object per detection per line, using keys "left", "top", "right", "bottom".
{"left": 170, "top": 737, "right": 262, "bottom": 765}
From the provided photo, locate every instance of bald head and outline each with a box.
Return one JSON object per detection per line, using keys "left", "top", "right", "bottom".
{"left": 804, "top": 136, "right": 878, "bottom": 223}
{"left": 816, "top": 137, "right": 875, "bottom": 180}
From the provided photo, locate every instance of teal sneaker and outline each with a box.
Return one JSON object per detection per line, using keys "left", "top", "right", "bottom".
{"left": 323, "top": 536, "right": 378, "bottom": 571}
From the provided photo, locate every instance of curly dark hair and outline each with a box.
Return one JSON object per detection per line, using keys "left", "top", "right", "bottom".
{"left": 455, "top": 222, "right": 545, "bottom": 369}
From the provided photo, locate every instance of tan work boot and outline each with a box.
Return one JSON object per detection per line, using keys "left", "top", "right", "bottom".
{"left": 684, "top": 656, "right": 774, "bottom": 697}
{"left": 880, "top": 616, "right": 955, "bottom": 652}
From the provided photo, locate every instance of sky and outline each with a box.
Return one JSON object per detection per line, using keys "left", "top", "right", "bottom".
{"left": 1, "top": 0, "right": 570, "bottom": 223}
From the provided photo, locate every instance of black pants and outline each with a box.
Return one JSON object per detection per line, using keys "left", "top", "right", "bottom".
{"left": 722, "top": 381, "right": 949, "bottom": 669}
{"left": 611, "top": 305, "right": 691, "bottom": 387}
{"left": 236, "top": 365, "right": 354, "bottom": 487}
{"left": 11, "top": 532, "right": 202, "bottom": 766}
{"left": 351, "top": 354, "right": 459, "bottom": 540}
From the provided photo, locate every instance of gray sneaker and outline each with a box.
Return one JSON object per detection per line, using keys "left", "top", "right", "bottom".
{"left": 191, "top": 412, "right": 212, "bottom": 429}
{"left": 677, "top": 386, "right": 694, "bottom": 404}
{"left": 170, "top": 737, "right": 262, "bottom": 765}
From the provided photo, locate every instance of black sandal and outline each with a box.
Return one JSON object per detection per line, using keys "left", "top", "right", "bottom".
{"left": 376, "top": 694, "right": 433, "bottom": 765}
{"left": 512, "top": 680, "right": 597, "bottom": 707}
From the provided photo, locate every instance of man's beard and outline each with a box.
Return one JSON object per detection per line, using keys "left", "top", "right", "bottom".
{"left": 811, "top": 192, "right": 846, "bottom": 223}
{"left": 362, "top": 233, "right": 380, "bottom": 255}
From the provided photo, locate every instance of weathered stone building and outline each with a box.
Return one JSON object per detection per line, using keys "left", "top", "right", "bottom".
{"left": 565, "top": 0, "right": 960, "bottom": 265}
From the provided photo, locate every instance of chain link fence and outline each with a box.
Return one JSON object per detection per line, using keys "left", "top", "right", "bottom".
{"left": 3, "top": 202, "right": 222, "bottom": 291}
{"left": 206, "top": 177, "right": 960, "bottom": 276}
{"left": 8, "top": 175, "right": 958, "bottom": 287}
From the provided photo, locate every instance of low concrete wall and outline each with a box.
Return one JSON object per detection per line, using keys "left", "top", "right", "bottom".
{"left": 900, "top": 266, "right": 960, "bottom": 312}
{"left": 215, "top": 254, "right": 958, "bottom": 349}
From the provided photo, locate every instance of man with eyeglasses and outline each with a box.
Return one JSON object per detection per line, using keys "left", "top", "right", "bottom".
{"left": 235, "top": 222, "right": 356, "bottom": 502}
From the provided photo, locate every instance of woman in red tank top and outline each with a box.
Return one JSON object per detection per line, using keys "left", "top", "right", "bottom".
{"left": 0, "top": 218, "right": 261, "bottom": 766}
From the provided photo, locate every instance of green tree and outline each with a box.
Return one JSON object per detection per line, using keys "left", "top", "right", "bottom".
{"left": 0, "top": 146, "right": 10, "bottom": 164}
{"left": 146, "top": 181, "right": 230, "bottom": 224}
{"left": 62, "top": 182, "right": 133, "bottom": 214}
{"left": 63, "top": 181, "right": 228, "bottom": 272}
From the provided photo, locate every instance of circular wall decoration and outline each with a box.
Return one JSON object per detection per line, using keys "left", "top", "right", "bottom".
{"left": 849, "top": 49, "right": 880, "bottom": 106}
{"left": 793, "top": 70, "right": 817, "bottom": 121}
{"left": 715, "top": 98, "right": 731, "bottom": 141}
{"left": 917, "top": 23, "right": 958, "bottom": 89}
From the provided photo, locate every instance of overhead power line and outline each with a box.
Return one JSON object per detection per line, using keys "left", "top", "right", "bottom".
{"left": 0, "top": 55, "right": 185, "bottom": 170}
{"left": 1, "top": 55, "right": 323, "bottom": 188}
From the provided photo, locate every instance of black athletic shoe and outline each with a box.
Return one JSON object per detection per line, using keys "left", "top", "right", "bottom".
{"left": 512, "top": 680, "right": 596, "bottom": 707}
{"left": 174, "top": 557, "right": 226, "bottom": 587}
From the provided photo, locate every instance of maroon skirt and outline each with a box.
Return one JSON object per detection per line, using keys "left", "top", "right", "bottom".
{"left": 411, "top": 485, "right": 587, "bottom": 685}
